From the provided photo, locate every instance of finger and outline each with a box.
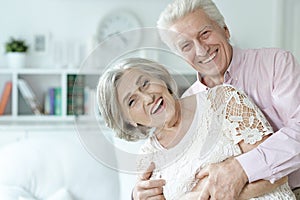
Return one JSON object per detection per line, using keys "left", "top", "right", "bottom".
{"left": 139, "top": 162, "right": 156, "bottom": 180}
{"left": 192, "top": 177, "right": 207, "bottom": 192}
{"left": 196, "top": 166, "right": 209, "bottom": 180}
{"left": 199, "top": 180, "right": 211, "bottom": 200}
{"left": 141, "top": 186, "right": 164, "bottom": 198}
{"left": 138, "top": 179, "right": 166, "bottom": 189}
{"left": 147, "top": 194, "right": 165, "bottom": 200}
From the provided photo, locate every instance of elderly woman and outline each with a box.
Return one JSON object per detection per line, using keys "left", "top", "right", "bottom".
{"left": 97, "top": 58, "right": 295, "bottom": 200}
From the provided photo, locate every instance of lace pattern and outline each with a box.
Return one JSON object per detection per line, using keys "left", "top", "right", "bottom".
{"left": 207, "top": 85, "right": 273, "bottom": 144}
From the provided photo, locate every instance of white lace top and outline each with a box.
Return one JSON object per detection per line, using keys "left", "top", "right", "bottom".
{"left": 137, "top": 85, "right": 295, "bottom": 200}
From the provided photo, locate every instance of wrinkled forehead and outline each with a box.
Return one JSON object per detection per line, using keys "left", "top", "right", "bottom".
{"left": 160, "top": 10, "right": 216, "bottom": 46}
{"left": 116, "top": 69, "right": 143, "bottom": 101}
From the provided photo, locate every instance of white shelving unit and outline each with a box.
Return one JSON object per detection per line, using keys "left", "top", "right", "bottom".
{"left": 0, "top": 67, "right": 101, "bottom": 123}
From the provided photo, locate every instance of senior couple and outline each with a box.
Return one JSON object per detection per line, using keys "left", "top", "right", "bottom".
{"left": 96, "top": 0, "right": 300, "bottom": 199}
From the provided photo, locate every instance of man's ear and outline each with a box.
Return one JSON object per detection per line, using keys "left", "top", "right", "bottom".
{"left": 224, "top": 26, "right": 230, "bottom": 39}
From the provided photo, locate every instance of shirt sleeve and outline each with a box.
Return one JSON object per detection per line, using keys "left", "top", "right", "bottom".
{"left": 236, "top": 50, "right": 300, "bottom": 184}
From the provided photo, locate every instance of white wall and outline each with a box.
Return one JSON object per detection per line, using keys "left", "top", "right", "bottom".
{"left": 1, "top": 0, "right": 298, "bottom": 68}
{"left": 0, "top": 0, "right": 172, "bottom": 68}
{"left": 214, "top": 0, "right": 299, "bottom": 60}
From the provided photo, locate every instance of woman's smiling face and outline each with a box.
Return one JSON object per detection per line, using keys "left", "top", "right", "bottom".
{"left": 117, "top": 69, "right": 177, "bottom": 129}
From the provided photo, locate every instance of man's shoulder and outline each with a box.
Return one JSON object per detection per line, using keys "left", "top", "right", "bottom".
{"left": 182, "top": 81, "right": 207, "bottom": 98}
{"left": 242, "top": 47, "right": 290, "bottom": 57}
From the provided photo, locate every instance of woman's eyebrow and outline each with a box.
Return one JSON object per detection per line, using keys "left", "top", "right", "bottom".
{"left": 122, "top": 75, "right": 144, "bottom": 104}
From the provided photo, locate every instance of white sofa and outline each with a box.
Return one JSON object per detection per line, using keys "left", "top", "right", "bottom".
{"left": 0, "top": 134, "right": 120, "bottom": 200}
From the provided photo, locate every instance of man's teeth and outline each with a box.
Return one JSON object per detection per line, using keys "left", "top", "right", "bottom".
{"left": 152, "top": 98, "right": 163, "bottom": 114}
{"left": 201, "top": 52, "right": 216, "bottom": 64}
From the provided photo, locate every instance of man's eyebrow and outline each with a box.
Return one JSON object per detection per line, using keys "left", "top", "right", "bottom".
{"left": 199, "top": 25, "right": 211, "bottom": 34}
{"left": 122, "top": 75, "right": 143, "bottom": 104}
{"left": 175, "top": 25, "right": 211, "bottom": 45}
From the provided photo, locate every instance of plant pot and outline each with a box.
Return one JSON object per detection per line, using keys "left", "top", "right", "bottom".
{"left": 6, "top": 52, "right": 27, "bottom": 68}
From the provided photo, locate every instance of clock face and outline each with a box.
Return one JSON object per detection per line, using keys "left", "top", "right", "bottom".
{"left": 97, "top": 11, "right": 142, "bottom": 49}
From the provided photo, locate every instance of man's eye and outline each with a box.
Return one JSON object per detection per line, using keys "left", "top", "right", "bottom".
{"left": 200, "top": 31, "right": 210, "bottom": 39}
{"left": 180, "top": 43, "right": 192, "bottom": 52}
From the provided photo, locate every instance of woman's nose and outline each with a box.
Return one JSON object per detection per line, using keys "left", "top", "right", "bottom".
{"left": 139, "top": 91, "right": 153, "bottom": 105}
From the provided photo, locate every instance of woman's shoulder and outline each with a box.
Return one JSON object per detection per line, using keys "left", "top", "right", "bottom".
{"left": 207, "top": 84, "right": 236, "bottom": 101}
{"left": 208, "top": 84, "right": 236, "bottom": 94}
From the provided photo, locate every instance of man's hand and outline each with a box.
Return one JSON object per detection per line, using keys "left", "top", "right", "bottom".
{"left": 194, "top": 157, "right": 248, "bottom": 200}
{"left": 133, "top": 162, "right": 166, "bottom": 200}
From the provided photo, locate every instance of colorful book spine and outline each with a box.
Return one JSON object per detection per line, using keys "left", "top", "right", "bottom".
{"left": 67, "top": 75, "right": 76, "bottom": 115}
{"left": 54, "top": 87, "right": 62, "bottom": 115}
{"left": 0, "top": 81, "right": 12, "bottom": 115}
{"left": 44, "top": 87, "right": 62, "bottom": 116}
{"left": 67, "top": 75, "right": 84, "bottom": 116}
{"left": 49, "top": 88, "right": 55, "bottom": 115}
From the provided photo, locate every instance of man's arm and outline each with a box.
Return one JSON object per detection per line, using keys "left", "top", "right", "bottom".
{"left": 237, "top": 50, "right": 300, "bottom": 184}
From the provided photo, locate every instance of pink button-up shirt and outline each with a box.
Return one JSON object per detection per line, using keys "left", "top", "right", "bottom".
{"left": 182, "top": 47, "right": 300, "bottom": 189}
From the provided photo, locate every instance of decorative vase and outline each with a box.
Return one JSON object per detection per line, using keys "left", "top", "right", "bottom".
{"left": 6, "top": 52, "right": 27, "bottom": 68}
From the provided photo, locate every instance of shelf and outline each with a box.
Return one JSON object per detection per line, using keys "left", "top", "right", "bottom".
{"left": 0, "top": 67, "right": 102, "bottom": 75}
{"left": 0, "top": 68, "right": 100, "bottom": 122}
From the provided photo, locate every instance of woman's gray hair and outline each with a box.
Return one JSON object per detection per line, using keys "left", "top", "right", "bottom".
{"left": 97, "top": 57, "right": 178, "bottom": 142}
{"left": 157, "top": 0, "right": 225, "bottom": 29}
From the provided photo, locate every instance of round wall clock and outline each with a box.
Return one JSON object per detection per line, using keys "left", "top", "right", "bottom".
{"left": 96, "top": 10, "right": 142, "bottom": 49}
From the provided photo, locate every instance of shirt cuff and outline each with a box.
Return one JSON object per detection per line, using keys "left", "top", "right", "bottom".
{"left": 236, "top": 148, "right": 274, "bottom": 183}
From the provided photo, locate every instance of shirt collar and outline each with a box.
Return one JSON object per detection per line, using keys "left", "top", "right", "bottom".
{"left": 224, "top": 46, "right": 241, "bottom": 83}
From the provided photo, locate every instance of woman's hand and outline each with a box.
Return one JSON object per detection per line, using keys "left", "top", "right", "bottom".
{"left": 133, "top": 162, "right": 166, "bottom": 200}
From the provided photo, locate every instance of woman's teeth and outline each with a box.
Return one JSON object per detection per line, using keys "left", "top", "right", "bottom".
{"left": 151, "top": 98, "right": 163, "bottom": 114}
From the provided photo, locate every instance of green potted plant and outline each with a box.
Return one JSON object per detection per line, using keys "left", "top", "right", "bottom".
{"left": 5, "top": 37, "right": 29, "bottom": 68}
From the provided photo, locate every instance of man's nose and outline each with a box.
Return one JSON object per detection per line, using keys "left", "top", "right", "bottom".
{"left": 195, "top": 41, "right": 208, "bottom": 57}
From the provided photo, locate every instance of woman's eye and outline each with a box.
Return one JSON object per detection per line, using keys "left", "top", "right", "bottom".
{"left": 142, "top": 80, "right": 149, "bottom": 88}
{"left": 128, "top": 99, "right": 135, "bottom": 107}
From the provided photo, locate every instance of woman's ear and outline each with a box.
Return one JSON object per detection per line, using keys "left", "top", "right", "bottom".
{"left": 129, "top": 122, "right": 138, "bottom": 127}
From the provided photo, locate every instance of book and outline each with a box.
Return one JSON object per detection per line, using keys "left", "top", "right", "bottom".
{"left": 67, "top": 75, "right": 84, "bottom": 115}
{"left": 0, "top": 81, "right": 12, "bottom": 115}
{"left": 44, "top": 87, "right": 62, "bottom": 115}
{"left": 17, "top": 79, "right": 42, "bottom": 115}
{"left": 54, "top": 87, "right": 62, "bottom": 115}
